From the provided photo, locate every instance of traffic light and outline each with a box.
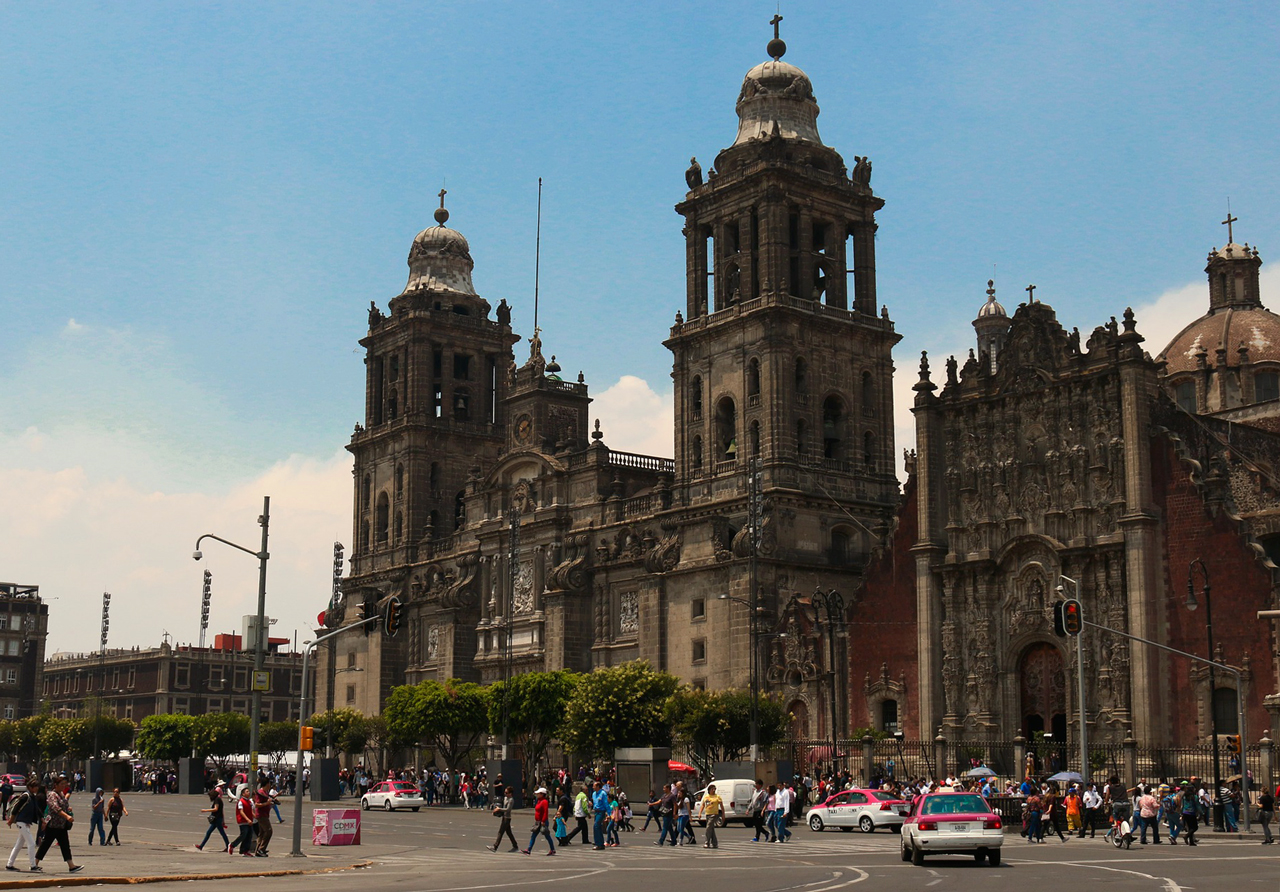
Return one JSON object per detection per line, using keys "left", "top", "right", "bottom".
{"left": 1053, "top": 600, "right": 1067, "bottom": 637}
{"left": 384, "top": 596, "right": 403, "bottom": 638}
{"left": 356, "top": 599, "right": 372, "bottom": 635}
{"left": 299, "top": 726, "right": 315, "bottom": 751}
{"left": 1226, "top": 734, "right": 1241, "bottom": 755}
{"left": 1062, "top": 599, "right": 1083, "bottom": 636}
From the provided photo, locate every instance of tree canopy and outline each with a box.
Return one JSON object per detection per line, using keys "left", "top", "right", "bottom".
{"left": 666, "top": 687, "right": 790, "bottom": 763}
{"left": 385, "top": 678, "right": 489, "bottom": 770}
{"left": 136, "top": 714, "right": 196, "bottom": 763}
{"left": 560, "top": 661, "right": 678, "bottom": 759}
{"left": 487, "top": 670, "right": 578, "bottom": 791}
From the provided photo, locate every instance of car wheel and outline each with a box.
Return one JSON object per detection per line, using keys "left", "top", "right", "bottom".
{"left": 987, "top": 848, "right": 1001, "bottom": 867}
{"left": 809, "top": 814, "right": 824, "bottom": 832}
{"left": 900, "top": 839, "right": 911, "bottom": 862}
{"left": 911, "top": 843, "right": 924, "bottom": 866}
{"left": 973, "top": 851, "right": 986, "bottom": 864}
{"left": 859, "top": 815, "right": 875, "bottom": 833}
{"left": 384, "top": 800, "right": 394, "bottom": 812}
{"left": 361, "top": 798, "right": 369, "bottom": 811}
{"left": 411, "top": 807, "right": 420, "bottom": 812}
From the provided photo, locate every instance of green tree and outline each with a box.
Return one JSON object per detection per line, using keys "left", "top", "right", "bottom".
{"left": 0, "top": 721, "right": 16, "bottom": 761}
{"left": 13, "top": 715, "right": 48, "bottom": 769}
{"left": 193, "top": 713, "right": 250, "bottom": 773}
{"left": 487, "top": 670, "right": 578, "bottom": 789}
{"left": 560, "top": 661, "right": 679, "bottom": 759}
{"left": 338, "top": 714, "right": 371, "bottom": 759}
{"left": 358, "top": 714, "right": 415, "bottom": 777}
{"left": 308, "top": 708, "right": 366, "bottom": 758}
{"left": 97, "top": 716, "right": 138, "bottom": 757}
{"left": 666, "top": 688, "right": 790, "bottom": 763}
{"left": 385, "top": 678, "right": 489, "bottom": 770}
{"left": 260, "top": 721, "right": 300, "bottom": 769}
{"left": 136, "top": 714, "right": 196, "bottom": 763}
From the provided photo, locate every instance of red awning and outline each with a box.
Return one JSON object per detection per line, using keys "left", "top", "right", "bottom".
{"left": 668, "top": 760, "right": 698, "bottom": 773}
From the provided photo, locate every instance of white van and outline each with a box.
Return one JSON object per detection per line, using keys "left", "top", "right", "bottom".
{"left": 692, "top": 779, "right": 759, "bottom": 826}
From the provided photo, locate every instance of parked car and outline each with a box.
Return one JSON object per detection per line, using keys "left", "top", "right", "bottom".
{"left": 0, "top": 775, "right": 26, "bottom": 794}
{"left": 807, "top": 788, "right": 909, "bottom": 833}
{"left": 361, "top": 780, "right": 423, "bottom": 812}
{"left": 900, "top": 791, "right": 1003, "bottom": 866}
{"left": 692, "top": 779, "right": 759, "bottom": 826}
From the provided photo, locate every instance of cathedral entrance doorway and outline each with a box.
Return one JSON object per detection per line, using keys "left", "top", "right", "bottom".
{"left": 1019, "top": 643, "right": 1066, "bottom": 740}
{"left": 788, "top": 699, "right": 809, "bottom": 739}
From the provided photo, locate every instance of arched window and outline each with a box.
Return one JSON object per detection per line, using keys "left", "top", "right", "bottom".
{"left": 691, "top": 376, "right": 703, "bottom": 420}
{"left": 387, "top": 387, "right": 398, "bottom": 421}
{"left": 360, "top": 519, "right": 370, "bottom": 550}
{"left": 716, "top": 397, "right": 737, "bottom": 460}
{"left": 454, "top": 491, "right": 466, "bottom": 531}
{"left": 880, "top": 699, "right": 899, "bottom": 734}
{"left": 830, "top": 528, "right": 852, "bottom": 566}
{"left": 823, "top": 396, "right": 844, "bottom": 459}
{"left": 375, "top": 493, "right": 390, "bottom": 544}
{"left": 1174, "top": 379, "right": 1197, "bottom": 413}
{"left": 361, "top": 475, "right": 371, "bottom": 511}
{"left": 750, "top": 421, "right": 761, "bottom": 457}
{"left": 394, "top": 511, "right": 403, "bottom": 543}
{"left": 861, "top": 370, "right": 875, "bottom": 414}
{"left": 692, "top": 436, "right": 703, "bottom": 473}
{"left": 748, "top": 358, "right": 761, "bottom": 398}
{"left": 395, "top": 464, "right": 404, "bottom": 499}
{"left": 795, "top": 358, "right": 808, "bottom": 393}
{"left": 796, "top": 419, "right": 808, "bottom": 457}
{"left": 429, "top": 462, "right": 440, "bottom": 493}
{"left": 863, "top": 430, "right": 876, "bottom": 469}
{"left": 1257, "top": 371, "right": 1280, "bottom": 403}
{"left": 453, "top": 390, "right": 470, "bottom": 421}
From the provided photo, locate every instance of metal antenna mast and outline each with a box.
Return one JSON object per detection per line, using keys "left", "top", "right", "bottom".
{"left": 533, "top": 177, "right": 543, "bottom": 334}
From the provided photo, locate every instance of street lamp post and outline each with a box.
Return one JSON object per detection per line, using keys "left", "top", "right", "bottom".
{"left": 718, "top": 593, "right": 766, "bottom": 763}
{"left": 747, "top": 457, "right": 762, "bottom": 762}
{"left": 1187, "top": 558, "right": 1224, "bottom": 832}
{"left": 195, "top": 495, "right": 271, "bottom": 780}
{"left": 811, "top": 587, "right": 846, "bottom": 773}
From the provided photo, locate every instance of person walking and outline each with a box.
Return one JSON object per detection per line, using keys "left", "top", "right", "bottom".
{"left": 6, "top": 781, "right": 43, "bottom": 872}
{"left": 196, "top": 788, "right": 229, "bottom": 851}
{"left": 698, "top": 783, "right": 722, "bottom": 849}
{"left": 0, "top": 777, "right": 12, "bottom": 821}
{"left": 676, "top": 782, "right": 697, "bottom": 845}
{"left": 253, "top": 779, "right": 276, "bottom": 856}
{"left": 229, "top": 786, "right": 256, "bottom": 856}
{"left": 748, "top": 780, "right": 768, "bottom": 842}
{"left": 1138, "top": 786, "right": 1162, "bottom": 844}
{"left": 1258, "top": 788, "right": 1274, "bottom": 844}
{"left": 522, "top": 789, "right": 556, "bottom": 856}
{"left": 655, "top": 784, "right": 677, "bottom": 847}
{"left": 641, "top": 789, "right": 660, "bottom": 832}
{"left": 87, "top": 788, "right": 106, "bottom": 846}
{"left": 774, "top": 782, "right": 793, "bottom": 843}
{"left": 1179, "top": 785, "right": 1200, "bottom": 846}
{"left": 105, "top": 790, "right": 127, "bottom": 846}
{"left": 565, "top": 783, "right": 591, "bottom": 846}
{"left": 591, "top": 781, "right": 609, "bottom": 850}
{"left": 34, "top": 777, "right": 82, "bottom": 874}
{"left": 486, "top": 786, "right": 519, "bottom": 852}
{"left": 1080, "top": 783, "right": 1102, "bottom": 838}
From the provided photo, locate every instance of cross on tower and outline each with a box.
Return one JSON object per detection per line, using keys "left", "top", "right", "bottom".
{"left": 1223, "top": 209, "right": 1238, "bottom": 244}
{"left": 1026, "top": 284, "right": 1036, "bottom": 302}
{"left": 770, "top": 13, "right": 783, "bottom": 39}
{"left": 438, "top": 188, "right": 448, "bottom": 209}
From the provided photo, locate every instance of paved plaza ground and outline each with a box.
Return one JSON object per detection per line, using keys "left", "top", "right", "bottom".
{"left": 0, "top": 794, "right": 1272, "bottom": 891}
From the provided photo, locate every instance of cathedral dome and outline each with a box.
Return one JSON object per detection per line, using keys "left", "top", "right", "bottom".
{"left": 1159, "top": 305, "right": 1280, "bottom": 375}
{"left": 977, "top": 295, "right": 1007, "bottom": 318}
{"left": 404, "top": 210, "right": 478, "bottom": 297}
{"left": 732, "top": 57, "right": 823, "bottom": 147}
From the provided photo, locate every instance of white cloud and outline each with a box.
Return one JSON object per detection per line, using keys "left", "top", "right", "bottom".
{"left": 591, "top": 375, "right": 674, "bottom": 458}
{"left": 0, "top": 444, "right": 352, "bottom": 655}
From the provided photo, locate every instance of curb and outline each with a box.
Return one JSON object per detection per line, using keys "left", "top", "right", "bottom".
{"left": 0, "top": 859, "right": 372, "bottom": 888}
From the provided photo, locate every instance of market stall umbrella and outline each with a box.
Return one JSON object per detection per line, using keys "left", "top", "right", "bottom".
{"left": 668, "top": 760, "right": 698, "bottom": 773}
{"left": 1047, "top": 771, "right": 1084, "bottom": 783}
{"left": 966, "top": 766, "right": 997, "bottom": 778}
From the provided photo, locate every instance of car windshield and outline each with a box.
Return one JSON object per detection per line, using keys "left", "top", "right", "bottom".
{"left": 871, "top": 791, "right": 900, "bottom": 801}
{"left": 922, "top": 794, "right": 989, "bottom": 815}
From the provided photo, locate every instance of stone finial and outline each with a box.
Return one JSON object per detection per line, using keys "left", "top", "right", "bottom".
{"left": 913, "top": 350, "right": 936, "bottom": 395}
{"left": 592, "top": 419, "right": 604, "bottom": 442}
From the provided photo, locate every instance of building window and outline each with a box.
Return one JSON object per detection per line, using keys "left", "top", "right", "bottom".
{"left": 209, "top": 666, "right": 225, "bottom": 688}
{"left": 231, "top": 698, "right": 247, "bottom": 713}
{"left": 692, "top": 436, "right": 703, "bottom": 473}
{"left": 176, "top": 664, "right": 190, "bottom": 688}
{"left": 234, "top": 667, "right": 247, "bottom": 691}
{"left": 1257, "top": 371, "right": 1280, "bottom": 403}
{"left": 1213, "top": 687, "right": 1239, "bottom": 733}
{"left": 347, "top": 651, "right": 357, "bottom": 669}
{"left": 716, "top": 397, "right": 737, "bottom": 461}
{"left": 5, "top": 669, "right": 15, "bottom": 684}
{"left": 861, "top": 371, "right": 875, "bottom": 414}
{"left": 174, "top": 697, "right": 189, "bottom": 716}
{"left": 453, "top": 354, "right": 472, "bottom": 380}
{"left": 747, "top": 358, "right": 761, "bottom": 398}
{"left": 290, "top": 671, "right": 301, "bottom": 694}
{"left": 6, "top": 640, "right": 17, "bottom": 657}
{"left": 691, "top": 678, "right": 706, "bottom": 691}
{"left": 112, "top": 668, "right": 120, "bottom": 688}
{"left": 831, "top": 528, "right": 853, "bottom": 567}
{"left": 376, "top": 493, "right": 390, "bottom": 544}
{"left": 823, "top": 396, "right": 845, "bottom": 459}
{"left": 795, "top": 358, "right": 808, "bottom": 393}
{"left": 880, "top": 699, "right": 899, "bottom": 733}
{"left": 346, "top": 685, "right": 356, "bottom": 704}
{"left": 1174, "top": 379, "right": 1197, "bottom": 413}
{"left": 127, "top": 667, "right": 136, "bottom": 688}
{"left": 73, "top": 675, "right": 79, "bottom": 693}
{"left": 0, "top": 616, "right": 8, "bottom": 630}
{"left": 692, "top": 639, "right": 707, "bottom": 664}
{"left": 395, "top": 464, "right": 404, "bottom": 499}
{"left": 691, "top": 376, "right": 703, "bottom": 420}
{"left": 207, "top": 697, "right": 224, "bottom": 713}
{"left": 2, "top": 705, "right": 12, "bottom": 720}
{"left": 691, "top": 598, "right": 705, "bottom": 621}
{"left": 123, "top": 703, "right": 133, "bottom": 719}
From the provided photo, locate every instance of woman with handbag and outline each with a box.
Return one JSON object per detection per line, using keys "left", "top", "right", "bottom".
{"left": 196, "top": 788, "right": 229, "bottom": 851}
{"left": 34, "top": 776, "right": 82, "bottom": 873}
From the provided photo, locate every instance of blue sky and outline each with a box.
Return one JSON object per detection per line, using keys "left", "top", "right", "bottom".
{"left": 3, "top": 2, "right": 1278, "bottom": 652}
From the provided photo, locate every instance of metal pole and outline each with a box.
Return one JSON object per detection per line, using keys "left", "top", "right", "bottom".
{"left": 1189, "top": 560, "right": 1223, "bottom": 831}
{"left": 1059, "top": 575, "right": 1089, "bottom": 786}
{"left": 748, "top": 457, "right": 760, "bottom": 763}
{"left": 250, "top": 496, "right": 271, "bottom": 782}
{"left": 503, "top": 507, "right": 518, "bottom": 759}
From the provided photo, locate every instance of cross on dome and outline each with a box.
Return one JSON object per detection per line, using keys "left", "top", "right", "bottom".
{"left": 767, "top": 13, "right": 786, "bottom": 60}
{"left": 1223, "top": 208, "right": 1238, "bottom": 244}
{"left": 434, "top": 188, "right": 450, "bottom": 225}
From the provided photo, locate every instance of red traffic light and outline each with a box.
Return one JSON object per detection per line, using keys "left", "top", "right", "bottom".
{"left": 1063, "top": 599, "right": 1083, "bottom": 635}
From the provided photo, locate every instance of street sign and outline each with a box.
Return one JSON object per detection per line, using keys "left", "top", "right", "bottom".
{"left": 252, "top": 669, "right": 271, "bottom": 692}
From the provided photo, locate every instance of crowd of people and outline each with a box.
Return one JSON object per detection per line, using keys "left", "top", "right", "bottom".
{"left": 0, "top": 773, "right": 130, "bottom": 874}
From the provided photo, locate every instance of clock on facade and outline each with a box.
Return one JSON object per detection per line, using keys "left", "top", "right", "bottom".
{"left": 515, "top": 414, "right": 533, "bottom": 444}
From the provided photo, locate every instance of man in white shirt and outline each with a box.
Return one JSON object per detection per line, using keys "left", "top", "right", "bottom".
{"left": 1080, "top": 784, "right": 1102, "bottom": 838}
{"left": 773, "top": 784, "right": 792, "bottom": 842}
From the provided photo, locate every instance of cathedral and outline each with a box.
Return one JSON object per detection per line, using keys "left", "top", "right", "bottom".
{"left": 318, "top": 31, "right": 1280, "bottom": 753}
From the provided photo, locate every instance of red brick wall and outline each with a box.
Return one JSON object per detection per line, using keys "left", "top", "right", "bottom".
{"left": 848, "top": 474, "right": 920, "bottom": 733}
{"left": 1151, "top": 436, "right": 1276, "bottom": 745}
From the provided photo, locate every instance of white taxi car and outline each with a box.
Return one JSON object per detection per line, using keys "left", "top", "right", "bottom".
{"left": 900, "top": 791, "right": 1002, "bottom": 866}
{"left": 361, "top": 780, "right": 424, "bottom": 812}
{"left": 807, "top": 788, "right": 910, "bottom": 833}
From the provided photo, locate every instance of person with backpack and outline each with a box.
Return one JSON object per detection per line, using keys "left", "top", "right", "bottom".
{"left": 33, "top": 776, "right": 82, "bottom": 873}
{"left": 5, "top": 780, "right": 43, "bottom": 872}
